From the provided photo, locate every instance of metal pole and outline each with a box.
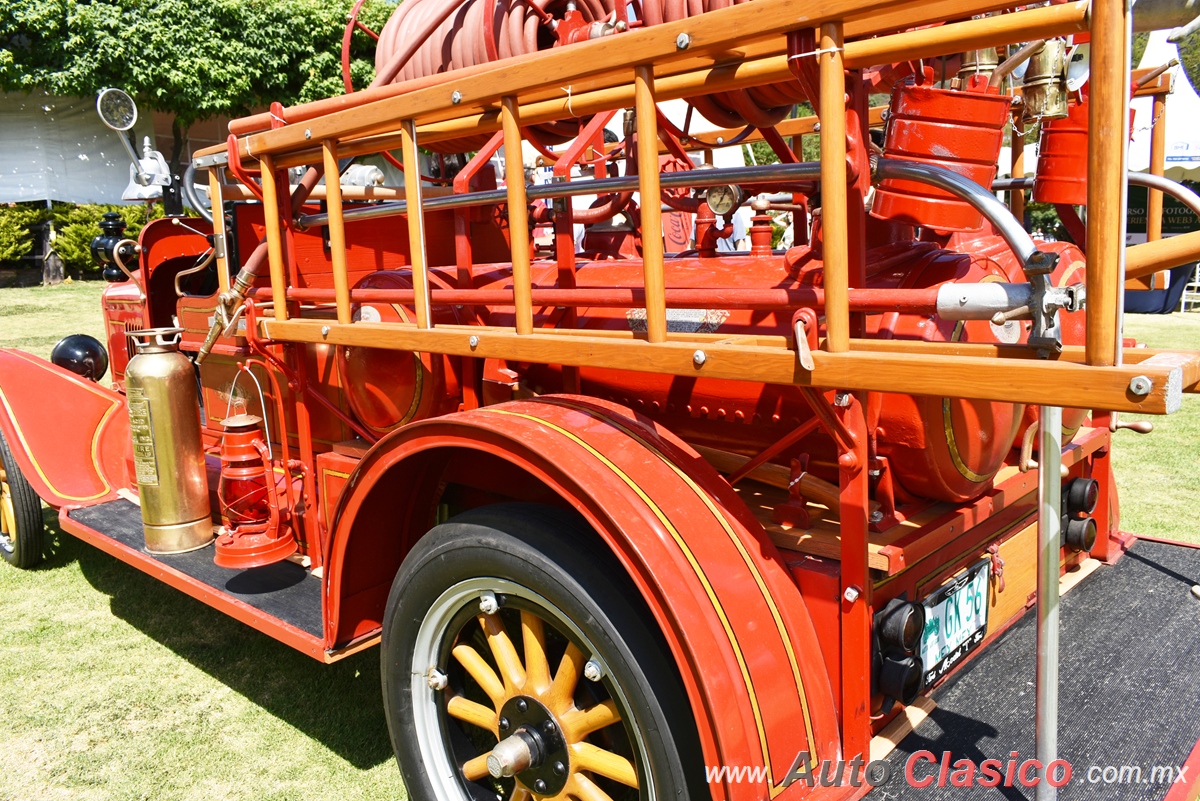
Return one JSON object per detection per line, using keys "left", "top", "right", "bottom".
{"left": 1036, "top": 404, "right": 1062, "bottom": 801}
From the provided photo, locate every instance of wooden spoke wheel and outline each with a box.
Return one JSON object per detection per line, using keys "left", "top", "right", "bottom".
{"left": 0, "top": 429, "right": 43, "bottom": 569}
{"left": 382, "top": 504, "right": 705, "bottom": 801}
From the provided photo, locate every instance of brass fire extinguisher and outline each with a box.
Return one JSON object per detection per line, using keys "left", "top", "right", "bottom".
{"left": 125, "top": 328, "right": 213, "bottom": 553}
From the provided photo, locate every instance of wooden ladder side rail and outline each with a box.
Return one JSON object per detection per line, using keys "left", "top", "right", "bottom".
{"left": 320, "top": 140, "right": 353, "bottom": 326}
{"left": 226, "top": 0, "right": 1083, "bottom": 164}
{"left": 259, "top": 317, "right": 1197, "bottom": 415}
{"left": 206, "top": 1, "right": 1086, "bottom": 173}
{"left": 1126, "top": 229, "right": 1200, "bottom": 281}
{"left": 634, "top": 66, "right": 668, "bottom": 344}
{"left": 818, "top": 20, "right": 850, "bottom": 354}
{"left": 1085, "top": 0, "right": 1129, "bottom": 367}
{"left": 207, "top": 169, "right": 231, "bottom": 296}
{"left": 258, "top": 155, "right": 289, "bottom": 322}
{"left": 400, "top": 119, "right": 433, "bottom": 329}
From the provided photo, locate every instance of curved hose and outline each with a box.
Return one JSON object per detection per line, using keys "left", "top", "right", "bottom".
{"left": 372, "top": 0, "right": 810, "bottom": 151}
{"left": 181, "top": 161, "right": 214, "bottom": 224}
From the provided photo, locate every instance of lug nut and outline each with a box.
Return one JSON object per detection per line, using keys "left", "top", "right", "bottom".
{"left": 426, "top": 668, "right": 448, "bottom": 691}
{"left": 583, "top": 660, "right": 604, "bottom": 682}
{"left": 479, "top": 591, "right": 499, "bottom": 615}
{"left": 676, "top": 32, "right": 691, "bottom": 49}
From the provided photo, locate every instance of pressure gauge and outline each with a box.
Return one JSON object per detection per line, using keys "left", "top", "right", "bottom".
{"left": 705, "top": 184, "right": 743, "bottom": 215}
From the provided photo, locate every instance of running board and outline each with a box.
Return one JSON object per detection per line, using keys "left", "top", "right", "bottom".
{"left": 60, "top": 500, "right": 341, "bottom": 661}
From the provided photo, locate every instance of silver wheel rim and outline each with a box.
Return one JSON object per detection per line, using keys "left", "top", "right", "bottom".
{"left": 410, "top": 577, "right": 654, "bottom": 801}
{"left": 0, "top": 461, "right": 15, "bottom": 554}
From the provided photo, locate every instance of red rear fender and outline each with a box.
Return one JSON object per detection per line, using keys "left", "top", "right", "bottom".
{"left": 0, "top": 349, "right": 129, "bottom": 509}
{"left": 324, "top": 396, "right": 842, "bottom": 799}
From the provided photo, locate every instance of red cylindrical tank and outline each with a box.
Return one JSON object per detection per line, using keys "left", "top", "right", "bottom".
{"left": 1033, "top": 98, "right": 1090, "bottom": 205}
{"left": 462, "top": 231, "right": 1087, "bottom": 504}
{"left": 335, "top": 271, "right": 464, "bottom": 435}
{"left": 872, "top": 71, "right": 1013, "bottom": 233}
{"left": 1034, "top": 90, "right": 1136, "bottom": 206}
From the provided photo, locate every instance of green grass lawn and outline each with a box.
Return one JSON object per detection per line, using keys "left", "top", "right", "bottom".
{"left": 0, "top": 282, "right": 1198, "bottom": 800}
{"left": 0, "top": 281, "right": 407, "bottom": 800}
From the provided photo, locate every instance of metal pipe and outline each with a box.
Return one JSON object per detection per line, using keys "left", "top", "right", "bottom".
{"left": 992, "top": 177, "right": 1035, "bottom": 191}
{"left": 296, "top": 161, "right": 824, "bottom": 228}
{"left": 873, "top": 158, "right": 1038, "bottom": 265}
{"left": 1128, "top": 171, "right": 1200, "bottom": 216}
{"left": 1035, "top": 404, "right": 1063, "bottom": 800}
{"left": 995, "top": 172, "right": 1200, "bottom": 218}
{"left": 262, "top": 285, "right": 942, "bottom": 313}
{"left": 989, "top": 39, "right": 1045, "bottom": 89}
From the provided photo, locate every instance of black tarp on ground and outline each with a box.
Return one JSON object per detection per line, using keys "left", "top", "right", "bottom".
{"left": 880, "top": 539, "right": 1200, "bottom": 800}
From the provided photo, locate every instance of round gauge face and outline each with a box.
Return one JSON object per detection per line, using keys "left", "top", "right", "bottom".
{"left": 706, "top": 184, "right": 741, "bottom": 215}
{"left": 96, "top": 88, "right": 138, "bottom": 132}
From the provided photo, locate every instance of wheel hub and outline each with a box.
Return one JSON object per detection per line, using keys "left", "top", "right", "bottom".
{"left": 493, "top": 695, "right": 569, "bottom": 796}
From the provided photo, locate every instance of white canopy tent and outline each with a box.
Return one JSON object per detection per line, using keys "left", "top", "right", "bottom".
{"left": 0, "top": 90, "right": 145, "bottom": 205}
{"left": 1129, "top": 31, "right": 1200, "bottom": 180}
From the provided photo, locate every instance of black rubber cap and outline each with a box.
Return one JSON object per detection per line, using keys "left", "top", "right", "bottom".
{"left": 51, "top": 334, "right": 109, "bottom": 383}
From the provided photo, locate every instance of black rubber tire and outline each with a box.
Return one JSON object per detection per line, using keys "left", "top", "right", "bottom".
{"left": 381, "top": 503, "right": 706, "bottom": 801}
{"left": 0, "top": 428, "right": 44, "bottom": 569}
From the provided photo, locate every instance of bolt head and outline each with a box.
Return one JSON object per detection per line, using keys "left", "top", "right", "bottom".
{"left": 499, "top": 717, "right": 510, "bottom": 731}
{"left": 321, "top": 325, "right": 331, "bottom": 337}
{"left": 304, "top": 128, "right": 312, "bottom": 140}
{"left": 535, "top": 780, "right": 548, "bottom": 793}
{"left": 451, "top": 90, "right": 463, "bottom": 105}
{"left": 870, "top": 510, "right": 884, "bottom": 524}
{"left": 676, "top": 32, "right": 691, "bottom": 50}
{"left": 812, "top": 122, "right": 821, "bottom": 132}
{"left": 426, "top": 668, "right": 448, "bottom": 691}
{"left": 479, "top": 591, "right": 499, "bottom": 615}
{"left": 516, "top": 698, "right": 528, "bottom": 712}
{"left": 692, "top": 349, "right": 707, "bottom": 367}
{"left": 583, "top": 659, "right": 604, "bottom": 682}
{"left": 834, "top": 391, "right": 852, "bottom": 407}
{"left": 469, "top": 334, "right": 480, "bottom": 349}
{"left": 553, "top": 761, "right": 567, "bottom": 776}
{"left": 843, "top": 586, "right": 861, "bottom": 603}
{"left": 542, "top": 720, "right": 555, "bottom": 734}
{"left": 1129, "top": 375, "right": 1152, "bottom": 396}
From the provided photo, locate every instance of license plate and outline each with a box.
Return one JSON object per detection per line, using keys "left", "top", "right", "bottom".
{"left": 920, "top": 559, "right": 990, "bottom": 686}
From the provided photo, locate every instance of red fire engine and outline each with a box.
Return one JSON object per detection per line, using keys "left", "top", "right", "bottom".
{"left": 3, "top": 0, "right": 1200, "bottom": 797}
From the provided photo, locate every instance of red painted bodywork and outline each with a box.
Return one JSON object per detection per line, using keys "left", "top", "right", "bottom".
{"left": 0, "top": 74, "right": 1131, "bottom": 799}
{"left": 0, "top": 349, "right": 130, "bottom": 508}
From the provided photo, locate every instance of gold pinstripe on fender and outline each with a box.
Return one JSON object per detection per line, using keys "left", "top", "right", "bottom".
{"left": 481, "top": 405, "right": 816, "bottom": 795}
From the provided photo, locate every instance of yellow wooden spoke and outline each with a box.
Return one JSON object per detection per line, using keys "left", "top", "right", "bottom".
{"left": 521, "top": 611, "right": 552, "bottom": 694}
{"left": 547, "top": 642, "right": 585, "bottom": 714}
{"left": 571, "top": 742, "right": 639, "bottom": 788}
{"left": 569, "top": 773, "right": 616, "bottom": 801}
{"left": 447, "top": 695, "right": 498, "bottom": 734}
{"left": 510, "top": 786, "right": 533, "bottom": 801}
{"left": 479, "top": 613, "right": 527, "bottom": 692}
{"left": 452, "top": 644, "right": 506, "bottom": 704}
{"left": 463, "top": 753, "right": 492, "bottom": 781}
{"left": 560, "top": 699, "right": 621, "bottom": 741}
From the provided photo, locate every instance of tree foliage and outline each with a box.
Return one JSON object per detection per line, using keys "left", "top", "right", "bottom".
{"left": 0, "top": 0, "right": 395, "bottom": 168}
{"left": 0, "top": 204, "right": 49, "bottom": 264}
